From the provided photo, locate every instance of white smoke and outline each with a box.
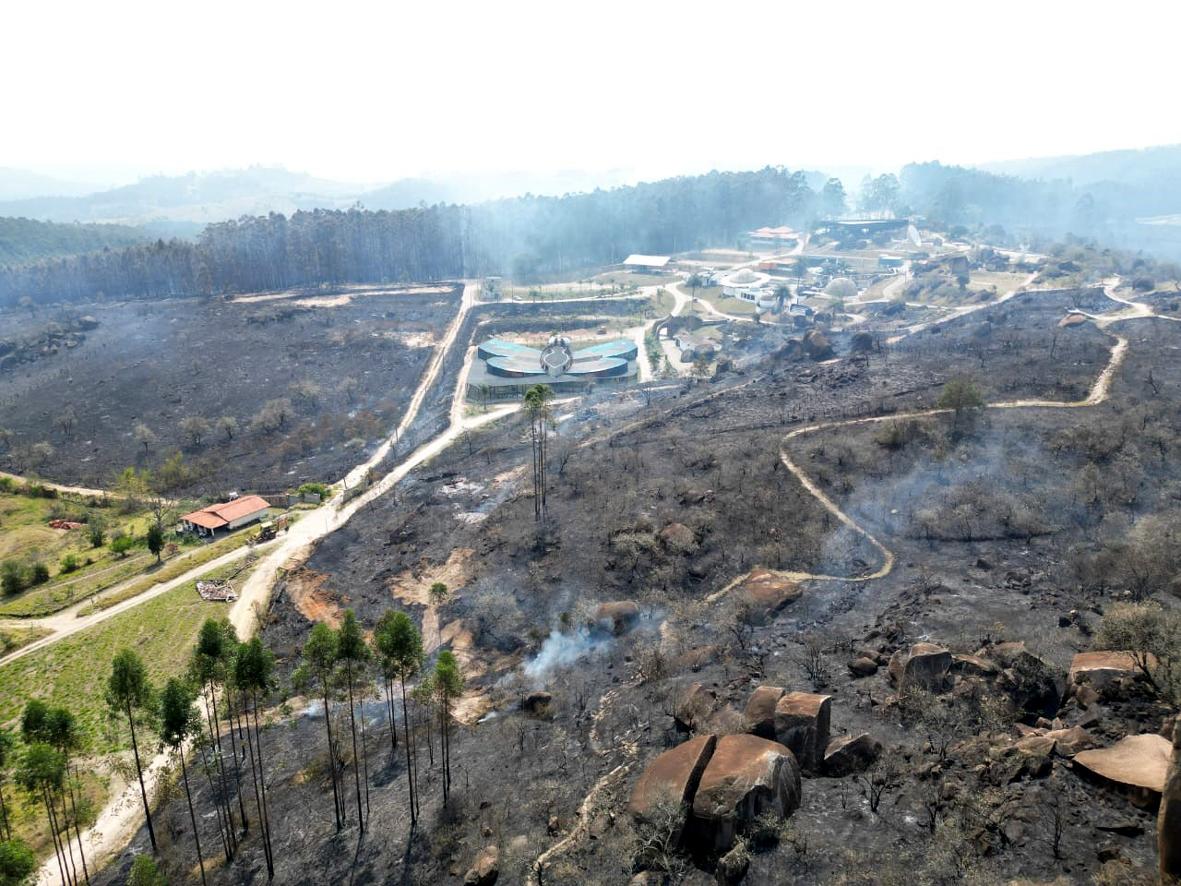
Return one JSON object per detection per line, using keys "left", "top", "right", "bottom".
{"left": 523, "top": 627, "right": 612, "bottom": 682}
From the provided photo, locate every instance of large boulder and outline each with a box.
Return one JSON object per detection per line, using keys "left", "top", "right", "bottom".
{"left": 463, "top": 846, "right": 499, "bottom": 886}
{"left": 628, "top": 734, "right": 717, "bottom": 839}
{"left": 659, "top": 522, "right": 697, "bottom": 553}
{"left": 690, "top": 734, "right": 802, "bottom": 851}
{"left": 823, "top": 733, "right": 882, "bottom": 777}
{"left": 595, "top": 601, "right": 641, "bottom": 636}
{"left": 1043, "top": 725, "right": 1098, "bottom": 757}
{"left": 1160, "top": 719, "right": 1181, "bottom": 882}
{"left": 1074, "top": 734, "right": 1172, "bottom": 808}
{"left": 743, "top": 685, "right": 786, "bottom": 739}
{"left": 773, "top": 691, "right": 832, "bottom": 773}
{"left": 675, "top": 682, "right": 718, "bottom": 733}
{"left": 803, "top": 330, "right": 833, "bottom": 360}
{"left": 1068, "top": 651, "right": 1142, "bottom": 693}
{"left": 733, "top": 570, "right": 802, "bottom": 625}
{"left": 991, "top": 642, "right": 1063, "bottom": 719}
{"left": 888, "top": 642, "right": 952, "bottom": 692}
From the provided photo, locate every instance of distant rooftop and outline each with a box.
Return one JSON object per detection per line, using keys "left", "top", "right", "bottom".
{"left": 623, "top": 254, "right": 671, "bottom": 268}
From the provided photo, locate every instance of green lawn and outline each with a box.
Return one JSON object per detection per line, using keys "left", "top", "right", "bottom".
{"left": 690, "top": 285, "right": 758, "bottom": 315}
{"left": 0, "top": 558, "right": 254, "bottom": 752}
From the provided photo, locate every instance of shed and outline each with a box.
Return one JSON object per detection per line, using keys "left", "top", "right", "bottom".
{"left": 623, "top": 254, "right": 672, "bottom": 271}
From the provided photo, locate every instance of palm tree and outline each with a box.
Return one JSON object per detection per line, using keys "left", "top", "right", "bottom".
{"left": 16, "top": 743, "right": 70, "bottom": 886}
{"left": 336, "top": 611, "right": 372, "bottom": 829}
{"left": 105, "top": 649, "right": 157, "bottom": 852}
{"left": 0, "top": 727, "right": 13, "bottom": 841}
{"left": 234, "top": 639, "right": 275, "bottom": 878}
{"left": 159, "top": 678, "right": 207, "bottom": 886}
{"left": 433, "top": 651, "right": 464, "bottom": 804}
{"left": 523, "top": 384, "right": 553, "bottom": 520}
{"left": 372, "top": 610, "right": 423, "bottom": 826}
{"left": 294, "top": 623, "right": 344, "bottom": 830}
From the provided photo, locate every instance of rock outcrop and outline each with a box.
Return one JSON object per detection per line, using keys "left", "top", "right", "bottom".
{"left": 675, "top": 682, "right": 718, "bottom": 733}
{"left": 1068, "top": 651, "right": 1142, "bottom": 693}
{"left": 773, "top": 691, "right": 831, "bottom": 773}
{"left": 733, "top": 570, "right": 802, "bottom": 625}
{"left": 690, "top": 734, "right": 802, "bottom": 851}
{"left": 888, "top": 642, "right": 952, "bottom": 692}
{"left": 1074, "top": 734, "right": 1172, "bottom": 807}
{"left": 823, "top": 733, "right": 882, "bottom": 777}
{"left": 659, "top": 522, "right": 697, "bottom": 553}
{"left": 463, "top": 845, "right": 499, "bottom": 886}
{"left": 628, "top": 734, "right": 717, "bottom": 839}
{"left": 595, "top": 601, "right": 641, "bottom": 635}
{"left": 1158, "top": 719, "right": 1180, "bottom": 882}
{"left": 742, "top": 685, "right": 786, "bottom": 739}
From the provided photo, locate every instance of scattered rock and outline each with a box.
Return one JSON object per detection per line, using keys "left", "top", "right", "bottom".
{"left": 742, "top": 686, "right": 785, "bottom": 739}
{"left": 823, "top": 733, "right": 882, "bottom": 777}
{"left": 595, "top": 601, "right": 641, "bottom": 636}
{"left": 1074, "top": 734, "right": 1172, "bottom": 807}
{"left": 690, "top": 734, "right": 802, "bottom": 852}
{"left": 951, "top": 653, "right": 999, "bottom": 678}
{"left": 1043, "top": 725, "right": 1097, "bottom": 757}
{"left": 888, "top": 642, "right": 952, "bottom": 692}
{"left": 773, "top": 691, "right": 831, "bottom": 773}
{"left": 463, "top": 846, "right": 499, "bottom": 886}
{"left": 628, "top": 734, "right": 718, "bottom": 840}
{"left": 847, "top": 656, "right": 878, "bottom": 678}
{"left": 992, "top": 644, "right": 1063, "bottom": 719}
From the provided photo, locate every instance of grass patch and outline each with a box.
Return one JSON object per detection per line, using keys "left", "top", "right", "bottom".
{"left": 81, "top": 529, "right": 261, "bottom": 615}
{"left": 691, "top": 285, "right": 758, "bottom": 316}
{"left": 0, "top": 624, "right": 51, "bottom": 655}
{"left": 0, "top": 559, "right": 258, "bottom": 752}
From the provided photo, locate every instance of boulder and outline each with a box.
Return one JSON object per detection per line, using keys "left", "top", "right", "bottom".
{"left": 848, "top": 656, "right": 879, "bottom": 678}
{"left": 888, "top": 642, "right": 952, "bottom": 692}
{"left": 803, "top": 330, "right": 833, "bottom": 360}
{"left": 595, "top": 601, "right": 641, "bottom": 636}
{"left": 521, "top": 691, "right": 552, "bottom": 715}
{"left": 951, "top": 653, "right": 999, "bottom": 678}
{"left": 1044, "top": 725, "right": 1098, "bottom": 757}
{"left": 1068, "top": 651, "right": 1142, "bottom": 693}
{"left": 463, "top": 846, "right": 499, "bottom": 886}
{"left": 989, "top": 734, "right": 1055, "bottom": 782}
{"left": 660, "top": 522, "right": 697, "bottom": 553}
{"left": 733, "top": 570, "right": 802, "bottom": 625}
{"left": 743, "top": 686, "right": 785, "bottom": 739}
{"left": 628, "top": 734, "right": 717, "bottom": 838}
{"left": 675, "top": 682, "right": 718, "bottom": 733}
{"left": 823, "top": 733, "right": 882, "bottom": 777}
{"left": 1074, "top": 734, "right": 1172, "bottom": 807}
{"left": 1160, "top": 719, "right": 1181, "bottom": 882}
{"left": 716, "top": 843, "right": 750, "bottom": 884}
{"left": 992, "top": 644, "right": 1063, "bottom": 718}
{"left": 773, "top": 691, "right": 831, "bottom": 773}
{"left": 690, "top": 734, "right": 802, "bottom": 851}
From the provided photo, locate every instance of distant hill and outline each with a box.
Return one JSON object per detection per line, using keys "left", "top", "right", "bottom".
{"left": 0, "top": 167, "right": 367, "bottom": 226}
{"left": 0, "top": 167, "right": 101, "bottom": 202}
{"left": 0, "top": 217, "right": 151, "bottom": 266}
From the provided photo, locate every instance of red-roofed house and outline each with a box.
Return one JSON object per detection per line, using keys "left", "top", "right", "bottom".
{"left": 181, "top": 495, "right": 271, "bottom": 537}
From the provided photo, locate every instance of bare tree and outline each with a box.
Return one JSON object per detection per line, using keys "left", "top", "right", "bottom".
{"left": 132, "top": 422, "right": 157, "bottom": 453}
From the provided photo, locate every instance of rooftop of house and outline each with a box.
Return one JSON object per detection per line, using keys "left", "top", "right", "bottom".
{"left": 182, "top": 495, "right": 271, "bottom": 529}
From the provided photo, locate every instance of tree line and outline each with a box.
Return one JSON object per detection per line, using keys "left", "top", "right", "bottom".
{"left": 0, "top": 167, "right": 820, "bottom": 306}
{"left": 0, "top": 606, "right": 461, "bottom": 884}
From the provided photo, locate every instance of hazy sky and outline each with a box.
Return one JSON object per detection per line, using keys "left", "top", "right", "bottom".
{"left": 5, "top": 0, "right": 1179, "bottom": 186}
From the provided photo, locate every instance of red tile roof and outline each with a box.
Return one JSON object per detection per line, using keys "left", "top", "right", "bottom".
{"left": 182, "top": 495, "right": 270, "bottom": 529}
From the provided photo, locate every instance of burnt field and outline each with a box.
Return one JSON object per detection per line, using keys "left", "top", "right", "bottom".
{"left": 93, "top": 293, "right": 1180, "bottom": 886}
{"left": 0, "top": 286, "right": 462, "bottom": 495}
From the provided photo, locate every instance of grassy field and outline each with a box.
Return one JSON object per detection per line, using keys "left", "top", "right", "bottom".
{"left": 690, "top": 285, "right": 758, "bottom": 316}
{"left": 0, "top": 623, "right": 51, "bottom": 655}
{"left": 0, "top": 557, "right": 256, "bottom": 752}
{"left": 81, "top": 529, "right": 260, "bottom": 614}
{"left": 970, "top": 270, "right": 1031, "bottom": 293}
{"left": 652, "top": 287, "right": 676, "bottom": 315}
